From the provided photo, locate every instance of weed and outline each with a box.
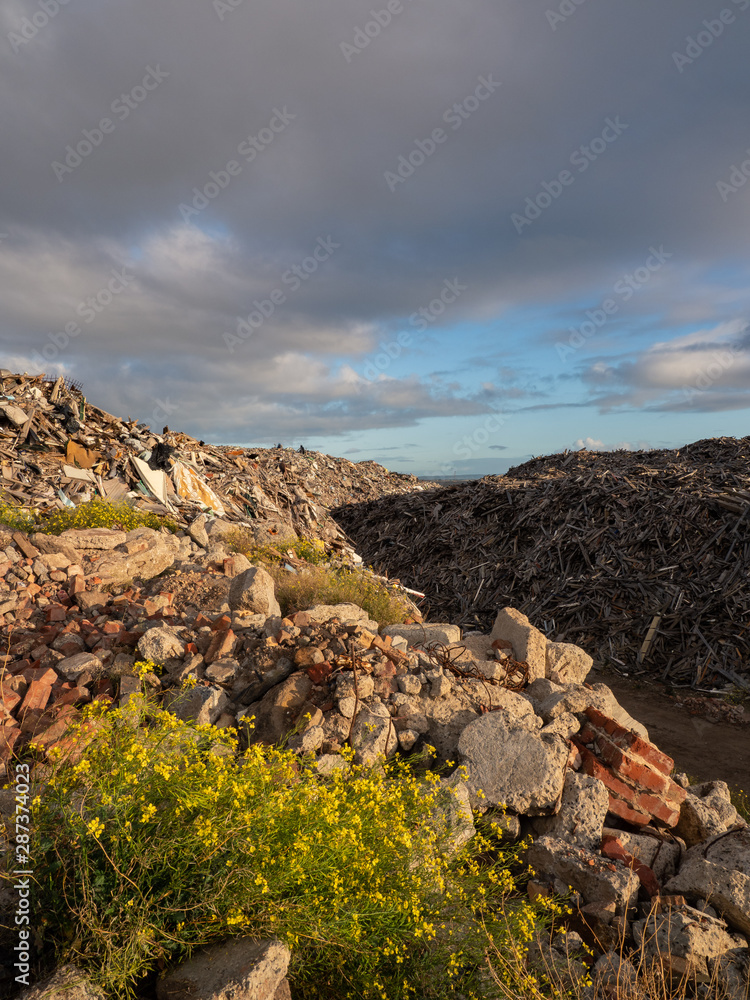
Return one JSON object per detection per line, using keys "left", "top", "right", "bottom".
{"left": 22, "top": 697, "right": 555, "bottom": 999}
{"left": 269, "top": 564, "right": 413, "bottom": 626}
{"left": 0, "top": 496, "right": 36, "bottom": 533}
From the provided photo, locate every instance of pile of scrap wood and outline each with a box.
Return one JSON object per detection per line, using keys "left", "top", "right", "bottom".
{"left": 0, "top": 370, "right": 433, "bottom": 557}
{"left": 333, "top": 438, "right": 750, "bottom": 689}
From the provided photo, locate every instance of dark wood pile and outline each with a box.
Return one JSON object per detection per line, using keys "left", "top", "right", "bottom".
{"left": 333, "top": 438, "right": 750, "bottom": 689}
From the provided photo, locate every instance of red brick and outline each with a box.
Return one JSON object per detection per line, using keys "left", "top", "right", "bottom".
{"left": 577, "top": 744, "right": 637, "bottom": 802}
{"left": 606, "top": 796, "right": 651, "bottom": 826}
{"left": 602, "top": 837, "right": 660, "bottom": 896}
{"left": 9, "top": 659, "right": 32, "bottom": 675}
{"left": 631, "top": 790, "right": 682, "bottom": 828}
{"left": 12, "top": 532, "right": 39, "bottom": 560}
{"left": 210, "top": 614, "right": 232, "bottom": 632}
{"left": 20, "top": 667, "right": 60, "bottom": 686}
{"left": 102, "top": 620, "right": 124, "bottom": 635}
{"left": 194, "top": 613, "right": 213, "bottom": 629}
{"left": 20, "top": 680, "right": 52, "bottom": 714}
{"left": 54, "top": 686, "right": 91, "bottom": 708}
{"left": 69, "top": 575, "right": 86, "bottom": 596}
{"left": 580, "top": 728, "right": 671, "bottom": 796}
{"left": 117, "top": 631, "right": 141, "bottom": 647}
{"left": 584, "top": 708, "right": 674, "bottom": 775}
{"left": 0, "top": 684, "right": 21, "bottom": 713}
{"left": 0, "top": 725, "right": 24, "bottom": 761}
{"left": 24, "top": 583, "right": 41, "bottom": 597}
{"left": 205, "top": 629, "right": 236, "bottom": 664}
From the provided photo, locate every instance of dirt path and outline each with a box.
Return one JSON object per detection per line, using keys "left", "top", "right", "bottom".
{"left": 590, "top": 667, "right": 750, "bottom": 793}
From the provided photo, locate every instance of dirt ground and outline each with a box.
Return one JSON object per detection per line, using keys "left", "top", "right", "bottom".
{"left": 590, "top": 666, "right": 750, "bottom": 792}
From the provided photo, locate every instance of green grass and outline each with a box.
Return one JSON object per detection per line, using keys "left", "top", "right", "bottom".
{"left": 16, "top": 693, "right": 562, "bottom": 1000}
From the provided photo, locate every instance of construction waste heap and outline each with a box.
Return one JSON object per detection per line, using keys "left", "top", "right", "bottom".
{"left": 334, "top": 438, "right": 750, "bottom": 691}
{"left": 1, "top": 372, "right": 749, "bottom": 999}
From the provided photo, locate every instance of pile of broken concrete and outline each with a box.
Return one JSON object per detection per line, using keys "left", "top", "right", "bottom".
{"left": 1, "top": 522, "right": 749, "bottom": 998}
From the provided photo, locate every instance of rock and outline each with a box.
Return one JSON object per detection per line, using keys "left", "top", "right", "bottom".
{"left": 533, "top": 772, "right": 609, "bottom": 850}
{"left": 485, "top": 810, "right": 522, "bottom": 843}
{"left": 457, "top": 711, "right": 569, "bottom": 815}
{"left": 60, "top": 527, "right": 126, "bottom": 550}
{"left": 205, "top": 659, "right": 241, "bottom": 684}
{"left": 665, "top": 828, "right": 750, "bottom": 935}
{"left": 164, "top": 686, "right": 228, "bottom": 726}
{"left": 536, "top": 681, "right": 649, "bottom": 741}
{"left": 539, "top": 712, "right": 580, "bottom": 741}
{"left": 223, "top": 554, "right": 253, "bottom": 578}
{"left": 545, "top": 641, "right": 593, "bottom": 685}
{"left": 30, "top": 533, "right": 80, "bottom": 563}
{"left": 157, "top": 936, "right": 290, "bottom": 1000}
{"left": 288, "top": 725, "right": 324, "bottom": 753}
{"left": 591, "top": 952, "right": 638, "bottom": 992}
{"left": 188, "top": 514, "right": 210, "bottom": 549}
{"left": 305, "top": 603, "right": 371, "bottom": 625}
{"left": 252, "top": 521, "right": 298, "bottom": 548}
{"left": 397, "top": 674, "right": 422, "bottom": 696}
{"left": 350, "top": 705, "right": 398, "bottom": 765}
{"left": 244, "top": 672, "right": 312, "bottom": 744}
{"left": 633, "top": 903, "right": 743, "bottom": 982}
{"left": 91, "top": 528, "right": 179, "bottom": 586}
{"left": 17, "top": 965, "right": 105, "bottom": 1000}
{"left": 137, "top": 627, "right": 186, "bottom": 663}
{"left": 397, "top": 729, "right": 420, "bottom": 751}
{"left": 57, "top": 651, "right": 103, "bottom": 680}
{"left": 601, "top": 826, "right": 681, "bottom": 884}
{"left": 528, "top": 836, "right": 640, "bottom": 916}
{"left": 228, "top": 566, "right": 281, "bottom": 617}
{"left": 490, "top": 607, "right": 547, "bottom": 682}
{"left": 436, "top": 780, "right": 475, "bottom": 854}
{"left": 381, "top": 623, "right": 461, "bottom": 647}
{"left": 676, "top": 780, "right": 744, "bottom": 848}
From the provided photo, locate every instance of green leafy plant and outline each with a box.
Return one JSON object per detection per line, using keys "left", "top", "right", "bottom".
{"left": 24, "top": 694, "right": 556, "bottom": 999}
{"left": 0, "top": 495, "right": 36, "bottom": 533}
{"left": 225, "top": 527, "right": 328, "bottom": 566}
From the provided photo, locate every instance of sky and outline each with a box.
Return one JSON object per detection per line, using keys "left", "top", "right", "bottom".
{"left": 1, "top": 0, "right": 749, "bottom": 478}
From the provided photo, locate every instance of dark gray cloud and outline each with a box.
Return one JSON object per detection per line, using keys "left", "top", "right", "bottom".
{"left": 1, "top": 0, "right": 749, "bottom": 449}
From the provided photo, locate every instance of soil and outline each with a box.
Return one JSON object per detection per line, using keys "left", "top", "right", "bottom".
{"left": 591, "top": 665, "right": 750, "bottom": 792}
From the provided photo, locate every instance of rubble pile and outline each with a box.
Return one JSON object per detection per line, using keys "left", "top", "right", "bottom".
{"left": 1, "top": 522, "right": 749, "bottom": 995}
{"left": 333, "top": 436, "right": 750, "bottom": 688}
{"left": 0, "top": 370, "right": 434, "bottom": 559}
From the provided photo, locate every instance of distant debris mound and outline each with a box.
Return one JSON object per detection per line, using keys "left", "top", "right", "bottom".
{"left": 333, "top": 438, "right": 750, "bottom": 688}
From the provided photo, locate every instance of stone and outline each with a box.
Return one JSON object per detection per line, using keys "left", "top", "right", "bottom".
{"left": 528, "top": 836, "right": 640, "bottom": 916}
{"left": 164, "top": 686, "right": 228, "bottom": 726}
{"left": 534, "top": 772, "right": 609, "bottom": 850}
{"left": 17, "top": 965, "right": 105, "bottom": 1000}
{"left": 537, "top": 682, "right": 649, "bottom": 741}
{"left": 90, "top": 528, "right": 179, "bottom": 586}
{"left": 137, "top": 627, "right": 186, "bottom": 663}
{"left": 490, "top": 607, "right": 547, "bottom": 682}
{"left": 397, "top": 729, "right": 420, "bottom": 751}
{"left": 633, "top": 903, "right": 743, "bottom": 982}
{"left": 228, "top": 566, "right": 281, "bottom": 617}
{"left": 381, "top": 623, "right": 461, "bottom": 647}
{"left": 540, "top": 712, "right": 580, "bottom": 741}
{"left": 157, "top": 936, "right": 290, "bottom": 1000}
{"left": 591, "top": 952, "right": 638, "bottom": 992}
{"left": 57, "top": 651, "right": 104, "bottom": 680}
{"left": 305, "top": 603, "right": 372, "bottom": 625}
{"left": 545, "top": 641, "right": 593, "bottom": 685}
{"left": 398, "top": 674, "right": 422, "bottom": 696}
{"left": 601, "top": 826, "right": 681, "bottom": 884}
{"left": 485, "top": 809, "right": 522, "bottom": 843}
{"left": 204, "top": 629, "right": 237, "bottom": 665}
{"left": 665, "top": 828, "right": 750, "bottom": 935}
{"left": 457, "top": 711, "right": 569, "bottom": 815}
{"left": 252, "top": 521, "right": 298, "bottom": 548}
{"left": 188, "top": 514, "right": 210, "bottom": 549}
{"left": 30, "top": 533, "right": 80, "bottom": 563}
{"left": 436, "top": 780, "right": 475, "bottom": 854}
{"left": 676, "top": 780, "right": 743, "bottom": 848}
{"left": 288, "top": 725, "right": 324, "bottom": 753}
{"left": 244, "top": 672, "right": 313, "bottom": 744}
{"left": 223, "top": 554, "right": 253, "bottom": 578}
{"left": 61, "top": 527, "right": 126, "bottom": 550}
{"left": 205, "top": 659, "right": 241, "bottom": 684}
{"left": 350, "top": 705, "right": 398, "bottom": 765}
